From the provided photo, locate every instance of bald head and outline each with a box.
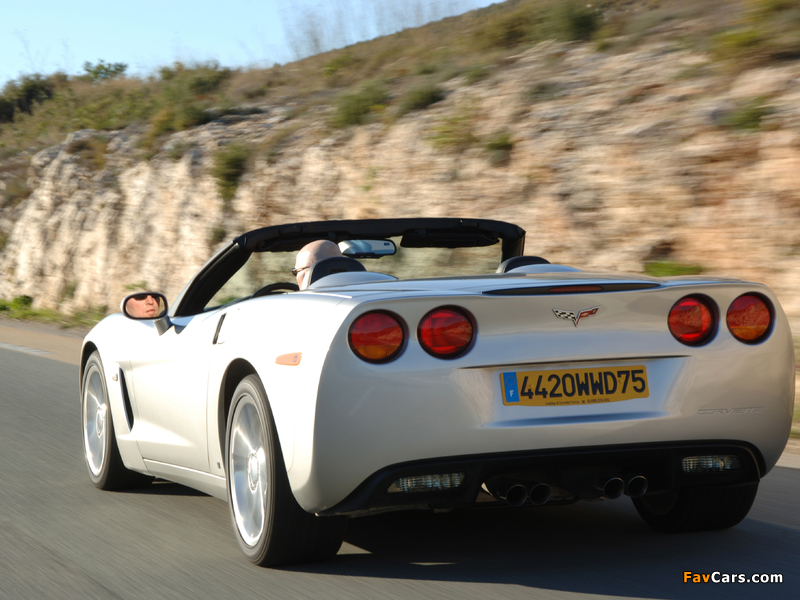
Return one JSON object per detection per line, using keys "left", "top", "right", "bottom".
{"left": 294, "top": 240, "right": 343, "bottom": 289}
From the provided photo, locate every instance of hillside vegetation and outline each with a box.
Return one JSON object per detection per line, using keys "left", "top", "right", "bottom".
{"left": 1, "top": 0, "right": 800, "bottom": 315}
{"left": 2, "top": 1, "right": 799, "bottom": 160}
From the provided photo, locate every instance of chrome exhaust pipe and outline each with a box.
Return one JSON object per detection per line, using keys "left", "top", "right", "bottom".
{"left": 624, "top": 476, "right": 648, "bottom": 498}
{"left": 492, "top": 482, "right": 528, "bottom": 506}
{"left": 601, "top": 477, "right": 625, "bottom": 499}
{"left": 528, "top": 483, "right": 551, "bottom": 506}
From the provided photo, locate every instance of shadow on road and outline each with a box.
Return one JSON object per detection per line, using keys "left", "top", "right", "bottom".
{"left": 284, "top": 473, "right": 800, "bottom": 599}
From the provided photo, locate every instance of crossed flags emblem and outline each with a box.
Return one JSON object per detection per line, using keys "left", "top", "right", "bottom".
{"left": 552, "top": 306, "right": 600, "bottom": 327}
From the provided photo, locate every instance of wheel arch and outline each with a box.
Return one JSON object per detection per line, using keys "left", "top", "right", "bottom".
{"left": 80, "top": 341, "right": 99, "bottom": 381}
{"left": 217, "top": 358, "right": 257, "bottom": 463}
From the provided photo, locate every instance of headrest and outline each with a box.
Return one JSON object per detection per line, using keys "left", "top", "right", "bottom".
{"left": 496, "top": 256, "right": 551, "bottom": 273}
{"left": 307, "top": 256, "right": 366, "bottom": 286}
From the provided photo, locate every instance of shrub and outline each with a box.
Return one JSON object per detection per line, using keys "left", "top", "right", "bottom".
{"left": 65, "top": 136, "right": 109, "bottom": 170}
{"left": 644, "top": 262, "right": 704, "bottom": 277}
{"left": 0, "top": 73, "right": 56, "bottom": 123}
{"left": 712, "top": 28, "right": 764, "bottom": 61}
{"left": 2, "top": 178, "right": 32, "bottom": 206}
{"left": 83, "top": 60, "right": 128, "bottom": 81}
{"left": 11, "top": 295, "right": 33, "bottom": 310}
{"left": 331, "top": 82, "right": 389, "bottom": 128}
{"left": 720, "top": 98, "right": 772, "bottom": 130}
{"left": 261, "top": 124, "right": 302, "bottom": 164}
{"left": 525, "top": 81, "right": 563, "bottom": 102}
{"left": 484, "top": 131, "right": 514, "bottom": 166}
{"left": 212, "top": 144, "right": 252, "bottom": 206}
{"left": 414, "top": 64, "right": 438, "bottom": 75}
{"left": 464, "top": 65, "right": 490, "bottom": 85}
{"left": 554, "top": 1, "right": 600, "bottom": 41}
{"left": 324, "top": 54, "right": 360, "bottom": 80}
{"left": 209, "top": 226, "right": 227, "bottom": 246}
{"left": 168, "top": 141, "right": 193, "bottom": 162}
{"left": 429, "top": 102, "right": 477, "bottom": 152}
{"left": 475, "top": 6, "right": 540, "bottom": 50}
{"left": 398, "top": 84, "right": 445, "bottom": 116}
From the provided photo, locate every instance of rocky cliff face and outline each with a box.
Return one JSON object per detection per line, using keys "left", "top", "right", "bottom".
{"left": 1, "top": 39, "right": 799, "bottom": 328}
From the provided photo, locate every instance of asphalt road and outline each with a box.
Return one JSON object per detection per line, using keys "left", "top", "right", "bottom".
{"left": 0, "top": 345, "right": 798, "bottom": 600}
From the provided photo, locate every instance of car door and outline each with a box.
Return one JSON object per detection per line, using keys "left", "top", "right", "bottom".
{"left": 125, "top": 309, "right": 222, "bottom": 472}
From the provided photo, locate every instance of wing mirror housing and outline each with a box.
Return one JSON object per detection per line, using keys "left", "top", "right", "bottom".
{"left": 121, "top": 292, "right": 172, "bottom": 335}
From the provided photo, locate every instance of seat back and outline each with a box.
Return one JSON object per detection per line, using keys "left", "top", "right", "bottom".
{"left": 496, "top": 256, "right": 550, "bottom": 273}
{"left": 307, "top": 256, "right": 366, "bottom": 286}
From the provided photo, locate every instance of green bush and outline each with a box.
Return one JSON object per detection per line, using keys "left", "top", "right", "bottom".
{"left": 644, "top": 262, "right": 704, "bottom": 277}
{"left": 525, "top": 81, "right": 563, "bottom": 102}
{"left": 398, "top": 84, "right": 445, "bottom": 116}
{"left": 83, "top": 60, "right": 128, "bottom": 81}
{"left": 475, "top": 6, "right": 540, "bottom": 49}
{"left": 2, "top": 178, "right": 32, "bottom": 206}
{"left": 0, "top": 73, "right": 56, "bottom": 123}
{"left": 712, "top": 28, "right": 764, "bottom": 61}
{"left": 429, "top": 103, "right": 477, "bottom": 152}
{"left": 209, "top": 226, "right": 227, "bottom": 246}
{"left": 212, "top": 144, "right": 252, "bottom": 206}
{"left": 464, "top": 65, "right": 490, "bottom": 85}
{"left": 554, "top": 1, "right": 599, "bottom": 41}
{"left": 331, "top": 82, "right": 388, "bottom": 128}
{"left": 65, "top": 135, "right": 109, "bottom": 170}
{"left": 11, "top": 295, "right": 33, "bottom": 310}
{"left": 324, "top": 54, "right": 360, "bottom": 79}
{"left": 720, "top": 98, "right": 772, "bottom": 130}
{"left": 484, "top": 131, "right": 514, "bottom": 166}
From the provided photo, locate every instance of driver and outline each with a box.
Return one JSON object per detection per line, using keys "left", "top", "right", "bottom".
{"left": 126, "top": 293, "right": 163, "bottom": 319}
{"left": 293, "top": 240, "right": 342, "bottom": 290}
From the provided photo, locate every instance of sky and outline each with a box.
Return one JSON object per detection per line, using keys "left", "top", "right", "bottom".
{"left": 1, "top": 0, "right": 499, "bottom": 84}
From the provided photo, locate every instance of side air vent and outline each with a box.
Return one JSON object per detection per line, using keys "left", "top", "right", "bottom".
{"left": 119, "top": 370, "right": 135, "bottom": 430}
{"left": 483, "top": 283, "right": 661, "bottom": 296}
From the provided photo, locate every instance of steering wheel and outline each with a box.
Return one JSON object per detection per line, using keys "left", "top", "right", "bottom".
{"left": 251, "top": 282, "right": 300, "bottom": 298}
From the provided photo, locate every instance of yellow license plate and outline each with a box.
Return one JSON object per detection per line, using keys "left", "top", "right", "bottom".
{"left": 501, "top": 366, "right": 649, "bottom": 407}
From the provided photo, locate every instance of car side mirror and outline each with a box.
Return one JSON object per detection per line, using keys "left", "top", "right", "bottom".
{"left": 121, "top": 292, "right": 172, "bottom": 335}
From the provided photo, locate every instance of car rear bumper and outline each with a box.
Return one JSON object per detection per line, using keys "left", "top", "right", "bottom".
{"left": 319, "top": 440, "right": 763, "bottom": 516}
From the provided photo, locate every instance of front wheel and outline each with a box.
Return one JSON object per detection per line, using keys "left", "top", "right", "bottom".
{"left": 633, "top": 483, "right": 758, "bottom": 533}
{"left": 225, "top": 375, "right": 345, "bottom": 566}
{"left": 81, "top": 352, "right": 151, "bottom": 490}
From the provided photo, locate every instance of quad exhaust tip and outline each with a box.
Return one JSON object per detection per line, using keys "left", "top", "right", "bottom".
{"left": 624, "top": 475, "right": 648, "bottom": 498}
{"left": 499, "top": 483, "right": 528, "bottom": 507}
{"left": 602, "top": 478, "right": 625, "bottom": 499}
{"left": 528, "top": 483, "right": 551, "bottom": 506}
{"left": 489, "top": 481, "right": 552, "bottom": 506}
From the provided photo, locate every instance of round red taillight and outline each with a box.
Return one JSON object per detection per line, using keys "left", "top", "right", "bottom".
{"left": 727, "top": 294, "right": 772, "bottom": 343}
{"left": 418, "top": 307, "right": 475, "bottom": 358}
{"left": 668, "top": 296, "right": 715, "bottom": 346}
{"left": 349, "top": 311, "right": 405, "bottom": 362}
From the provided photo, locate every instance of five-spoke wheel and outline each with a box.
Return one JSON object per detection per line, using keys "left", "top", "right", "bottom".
{"left": 225, "top": 375, "right": 345, "bottom": 566}
{"left": 81, "top": 351, "right": 151, "bottom": 490}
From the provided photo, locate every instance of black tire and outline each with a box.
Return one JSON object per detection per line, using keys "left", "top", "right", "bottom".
{"left": 633, "top": 483, "right": 758, "bottom": 533}
{"left": 81, "top": 352, "right": 152, "bottom": 490}
{"left": 225, "top": 374, "right": 345, "bottom": 567}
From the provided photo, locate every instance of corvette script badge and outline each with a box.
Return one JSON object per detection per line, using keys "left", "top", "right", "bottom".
{"left": 552, "top": 306, "right": 600, "bottom": 327}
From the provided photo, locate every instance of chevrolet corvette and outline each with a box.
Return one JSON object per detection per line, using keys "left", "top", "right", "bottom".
{"left": 80, "top": 218, "right": 795, "bottom": 566}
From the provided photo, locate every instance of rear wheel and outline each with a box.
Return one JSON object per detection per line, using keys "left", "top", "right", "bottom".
{"left": 226, "top": 375, "right": 345, "bottom": 566}
{"left": 81, "top": 352, "right": 152, "bottom": 490}
{"left": 633, "top": 483, "right": 758, "bottom": 532}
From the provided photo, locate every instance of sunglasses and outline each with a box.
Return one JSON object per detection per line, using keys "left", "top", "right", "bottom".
{"left": 291, "top": 266, "right": 309, "bottom": 276}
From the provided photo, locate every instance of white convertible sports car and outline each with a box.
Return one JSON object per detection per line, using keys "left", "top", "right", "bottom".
{"left": 80, "top": 218, "right": 795, "bottom": 566}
